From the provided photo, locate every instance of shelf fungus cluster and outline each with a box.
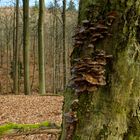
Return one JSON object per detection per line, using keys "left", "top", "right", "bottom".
{"left": 70, "top": 50, "right": 112, "bottom": 94}
{"left": 72, "top": 11, "right": 117, "bottom": 48}
{"left": 74, "top": 14, "right": 117, "bottom": 46}
{"left": 70, "top": 11, "right": 117, "bottom": 94}
{"left": 65, "top": 9, "right": 117, "bottom": 140}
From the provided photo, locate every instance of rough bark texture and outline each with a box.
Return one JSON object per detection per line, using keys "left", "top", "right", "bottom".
{"left": 61, "top": 0, "right": 140, "bottom": 140}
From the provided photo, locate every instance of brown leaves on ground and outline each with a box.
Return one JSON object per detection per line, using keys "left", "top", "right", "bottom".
{"left": 2, "top": 134, "right": 59, "bottom": 140}
{"left": 0, "top": 95, "right": 63, "bottom": 125}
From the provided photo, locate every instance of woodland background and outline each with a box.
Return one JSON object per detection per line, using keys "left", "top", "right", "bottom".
{"left": 0, "top": 0, "right": 78, "bottom": 95}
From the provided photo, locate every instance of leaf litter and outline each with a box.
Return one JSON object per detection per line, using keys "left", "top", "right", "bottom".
{"left": 0, "top": 95, "right": 63, "bottom": 140}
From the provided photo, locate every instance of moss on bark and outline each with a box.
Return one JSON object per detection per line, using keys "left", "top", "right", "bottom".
{"left": 61, "top": 0, "right": 140, "bottom": 139}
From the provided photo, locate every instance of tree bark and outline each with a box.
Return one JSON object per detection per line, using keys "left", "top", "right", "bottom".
{"left": 62, "top": 0, "right": 67, "bottom": 90}
{"left": 23, "top": 0, "right": 31, "bottom": 95}
{"left": 53, "top": 0, "right": 59, "bottom": 94}
{"left": 38, "top": 0, "right": 46, "bottom": 95}
{"left": 14, "top": 0, "right": 19, "bottom": 94}
{"left": 61, "top": 0, "right": 140, "bottom": 139}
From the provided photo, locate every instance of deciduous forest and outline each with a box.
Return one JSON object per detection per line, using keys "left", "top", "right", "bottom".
{"left": 0, "top": 0, "right": 140, "bottom": 140}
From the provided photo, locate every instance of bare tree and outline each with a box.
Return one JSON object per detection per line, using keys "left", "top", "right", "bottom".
{"left": 62, "top": 0, "right": 66, "bottom": 90}
{"left": 23, "top": 0, "right": 30, "bottom": 95}
{"left": 14, "top": 0, "right": 19, "bottom": 94}
{"left": 38, "top": 0, "right": 46, "bottom": 95}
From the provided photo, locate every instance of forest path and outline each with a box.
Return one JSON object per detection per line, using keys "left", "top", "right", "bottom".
{"left": 0, "top": 95, "right": 63, "bottom": 140}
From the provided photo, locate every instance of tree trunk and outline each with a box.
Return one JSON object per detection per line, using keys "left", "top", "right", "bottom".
{"left": 54, "top": 15, "right": 59, "bottom": 94}
{"left": 0, "top": 43, "right": 3, "bottom": 68}
{"left": 38, "top": 0, "right": 46, "bottom": 95}
{"left": 61, "top": 0, "right": 140, "bottom": 140}
{"left": 52, "top": 4, "right": 56, "bottom": 94}
{"left": 6, "top": 33, "right": 9, "bottom": 94}
{"left": 53, "top": 0, "right": 59, "bottom": 94}
{"left": 23, "top": 0, "right": 31, "bottom": 95}
{"left": 13, "top": 10, "right": 16, "bottom": 62}
{"left": 14, "top": 0, "right": 19, "bottom": 94}
{"left": 62, "top": 0, "right": 67, "bottom": 90}
{"left": 31, "top": 34, "right": 36, "bottom": 92}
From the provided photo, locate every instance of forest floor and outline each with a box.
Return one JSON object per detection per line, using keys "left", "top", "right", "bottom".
{"left": 0, "top": 95, "right": 63, "bottom": 140}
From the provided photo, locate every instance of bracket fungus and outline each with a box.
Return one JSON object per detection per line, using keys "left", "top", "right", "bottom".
{"left": 70, "top": 11, "right": 117, "bottom": 94}
{"left": 82, "top": 19, "right": 90, "bottom": 27}
{"left": 70, "top": 51, "right": 112, "bottom": 94}
{"left": 106, "top": 11, "right": 117, "bottom": 25}
{"left": 64, "top": 111, "right": 78, "bottom": 124}
{"left": 96, "top": 24, "right": 108, "bottom": 30}
{"left": 65, "top": 9, "right": 117, "bottom": 140}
